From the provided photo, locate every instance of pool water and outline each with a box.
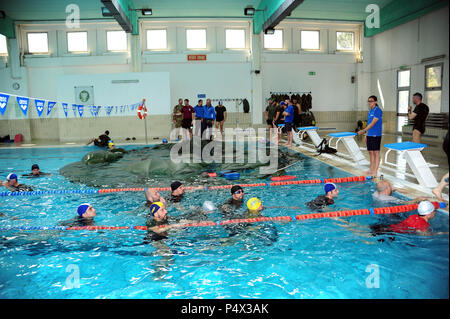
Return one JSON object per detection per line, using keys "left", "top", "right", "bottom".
{"left": 0, "top": 145, "right": 448, "bottom": 299}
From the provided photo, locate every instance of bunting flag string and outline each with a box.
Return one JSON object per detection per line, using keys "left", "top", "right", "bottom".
{"left": 0, "top": 91, "right": 142, "bottom": 118}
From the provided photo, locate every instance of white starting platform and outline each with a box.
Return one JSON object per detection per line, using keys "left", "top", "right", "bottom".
{"left": 382, "top": 142, "right": 439, "bottom": 188}
{"left": 328, "top": 132, "right": 370, "bottom": 166}
{"left": 292, "top": 126, "right": 323, "bottom": 148}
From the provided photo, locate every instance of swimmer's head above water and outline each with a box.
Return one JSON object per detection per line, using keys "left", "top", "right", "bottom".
{"left": 231, "top": 185, "right": 244, "bottom": 201}
{"left": 324, "top": 183, "right": 339, "bottom": 198}
{"left": 418, "top": 201, "right": 436, "bottom": 220}
{"left": 171, "top": 181, "right": 184, "bottom": 196}
{"left": 149, "top": 201, "right": 167, "bottom": 222}
{"left": 247, "top": 197, "right": 263, "bottom": 213}
{"left": 77, "top": 203, "right": 96, "bottom": 218}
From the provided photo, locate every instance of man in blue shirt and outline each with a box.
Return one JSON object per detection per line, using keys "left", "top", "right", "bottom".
{"left": 203, "top": 99, "right": 216, "bottom": 140}
{"left": 357, "top": 95, "right": 383, "bottom": 177}
{"left": 193, "top": 99, "right": 204, "bottom": 138}
{"left": 283, "top": 100, "right": 295, "bottom": 147}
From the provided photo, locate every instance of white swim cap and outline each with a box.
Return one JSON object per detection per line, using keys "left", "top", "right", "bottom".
{"left": 202, "top": 201, "right": 216, "bottom": 212}
{"left": 418, "top": 201, "right": 435, "bottom": 216}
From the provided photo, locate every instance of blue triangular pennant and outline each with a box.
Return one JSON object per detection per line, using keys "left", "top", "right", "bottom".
{"left": 47, "top": 101, "right": 56, "bottom": 116}
{"left": 0, "top": 93, "right": 10, "bottom": 116}
{"left": 62, "top": 103, "right": 68, "bottom": 117}
{"left": 16, "top": 96, "right": 30, "bottom": 116}
{"left": 72, "top": 104, "right": 77, "bottom": 117}
{"left": 35, "top": 99, "right": 45, "bottom": 117}
{"left": 77, "top": 104, "right": 84, "bottom": 117}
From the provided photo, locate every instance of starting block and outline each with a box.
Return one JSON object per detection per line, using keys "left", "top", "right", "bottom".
{"left": 293, "top": 126, "right": 322, "bottom": 148}
{"left": 328, "top": 132, "right": 370, "bottom": 166}
{"left": 383, "top": 142, "right": 438, "bottom": 188}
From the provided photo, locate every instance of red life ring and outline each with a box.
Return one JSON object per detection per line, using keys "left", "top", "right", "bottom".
{"left": 137, "top": 104, "right": 147, "bottom": 119}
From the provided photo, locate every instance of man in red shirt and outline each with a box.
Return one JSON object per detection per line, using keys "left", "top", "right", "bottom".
{"left": 181, "top": 99, "right": 195, "bottom": 140}
{"left": 370, "top": 201, "right": 439, "bottom": 238}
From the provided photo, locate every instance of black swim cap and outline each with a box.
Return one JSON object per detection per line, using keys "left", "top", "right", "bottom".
{"left": 171, "top": 181, "right": 182, "bottom": 192}
{"left": 231, "top": 185, "right": 243, "bottom": 194}
{"left": 31, "top": 164, "right": 39, "bottom": 170}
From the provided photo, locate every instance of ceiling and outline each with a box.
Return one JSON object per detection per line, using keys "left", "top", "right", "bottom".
{"left": 0, "top": 0, "right": 393, "bottom": 21}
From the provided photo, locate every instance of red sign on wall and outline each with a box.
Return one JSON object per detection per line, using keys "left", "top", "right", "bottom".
{"left": 187, "top": 54, "right": 207, "bottom": 61}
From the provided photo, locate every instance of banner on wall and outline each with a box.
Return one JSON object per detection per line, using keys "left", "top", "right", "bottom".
{"left": 16, "top": 96, "right": 30, "bottom": 116}
{"left": 74, "top": 86, "right": 94, "bottom": 105}
{"left": 47, "top": 101, "right": 56, "bottom": 116}
{"left": 62, "top": 103, "right": 68, "bottom": 117}
{"left": 35, "top": 99, "right": 45, "bottom": 117}
{"left": 0, "top": 93, "right": 9, "bottom": 116}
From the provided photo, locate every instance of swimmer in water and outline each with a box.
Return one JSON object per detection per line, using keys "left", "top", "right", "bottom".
{"left": 58, "top": 203, "right": 97, "bottom": 227}
{"left": 220, "top": 185, "right": 245, "bottom": 218}
{"left": 0, "top": 173, "right": 34, "bottom": 192}
{"left": 144, "top": 202, "right": 199, "bottom": 242}
{"left": 306, "top": 183, "right": 339, "bottom": 211}
{"left": 22, "top": 164, "right": 52, "bottom": 178}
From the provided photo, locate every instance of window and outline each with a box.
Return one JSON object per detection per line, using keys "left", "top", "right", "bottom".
{"left": 264, "top": 29, "right": 283, "bottom": 49}
{"left": 186, "top": 29, "right": 206, "bottom": 49}
{"left": 336, "top": 31, "right": 354, "bottom": 51}
{"left": 67, "top": 31, "right": 88, "bottom": 52}
{"left": 225, "top": 29, "right": 246, "bottom": 49}
{"left": 106, "top": 31, "right": 127, "bottom": 51}
{"left": 396, "top": 69, "right": 410, "bottom": 132}
{"left": 301, "top": 30, "right": 319, "bottom": 50}
{"left": 27, "top": 32, "right": 49, "bottom": 53}
{"left": 425, "top": 63, "right": 443, "bottom": 113}
{"left": 147, "top": 29, "right": 167, "bottom": 50}
{"left": 0, "top": 34, "right": 7, "bottom": 54}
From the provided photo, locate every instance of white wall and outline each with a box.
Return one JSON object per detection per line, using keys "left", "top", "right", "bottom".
{"left": 369, "top": 6, "right": 449, "bottom": 113}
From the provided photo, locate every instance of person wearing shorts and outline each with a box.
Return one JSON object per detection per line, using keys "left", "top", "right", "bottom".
{"left": 215, "top": 101, "right": 227, "bottom": 139}
{"left": 273, "top": 102, "right": 286, "bottom": 143}
{"left": 358, "top": 95, "right": 383, "bottom": 177}
{"left": 181, "top": 99, "right": 194, "bottom": 140}
{"left": 283, "top": 101, "right": 294, "bottom": 147}
{"left": 408, "top": 92, "right": 429, "bottom": 143}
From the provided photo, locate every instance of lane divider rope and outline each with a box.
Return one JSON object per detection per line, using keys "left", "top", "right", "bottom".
{"left": 0, "top": 202, "right": 445, "bottom": 232}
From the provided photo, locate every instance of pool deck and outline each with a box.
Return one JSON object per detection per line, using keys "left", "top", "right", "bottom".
{"left": 1, "top": 132, "right": 448, "bottom": 212}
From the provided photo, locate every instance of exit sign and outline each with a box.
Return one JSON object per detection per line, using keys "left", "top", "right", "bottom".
{"left": 308, "top": 71, "right": 316, "bottom": 76}
{"left": 187, "top": 54, "right": 207, "bottom": 61}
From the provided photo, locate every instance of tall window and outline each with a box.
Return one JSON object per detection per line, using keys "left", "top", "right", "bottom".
{"left": 264, "top": 29, "right": 283, "bottom": 49}
{"left": 0, "top": 34, "right": 7, "bottom": 54}
{"left": 147, "top": 29, "right": 167, "bottom": 50}
{"left": 27, "top": 32, "right": 49, "bottom": 53}
{"left": 106, "top": 31, "right": 127, "bottom": 51}
{"left": 425, "top": 63, "right": 443, "bottom": 113}
{"left": 186, "top": 29, "right": 206, "bottom": 49}
{"left": 336, "top": 31, "right": 354, "bottom": 51}
{"left": 301, "top": 30, "right": 320, "bottom": 50}
{"left": 396, "top": 69, "right": 411, "bottom": 132}
{"left": 67, "top": 31, "right": 88, "bottom": 52}
{"left": 225, "top": 29, "right": 246, "bottom": 49}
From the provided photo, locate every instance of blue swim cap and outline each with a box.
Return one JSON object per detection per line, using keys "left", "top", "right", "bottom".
{"left": 149, "top": 202, "right": 164, "bottom": 216}
{"left": 6, "top": 173, "right": 17, "bottom": 181}
{"left": 324, "top": 183, "right": 337, "bottom": 194}
{"left": 162, "top": 138, "right": 168, "bottom": 144}
{"left": 280, "top": 102, "right": 285, "bottom": 106}
{"left": 77, "top": 203, "right": 91, "bottom": 217}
